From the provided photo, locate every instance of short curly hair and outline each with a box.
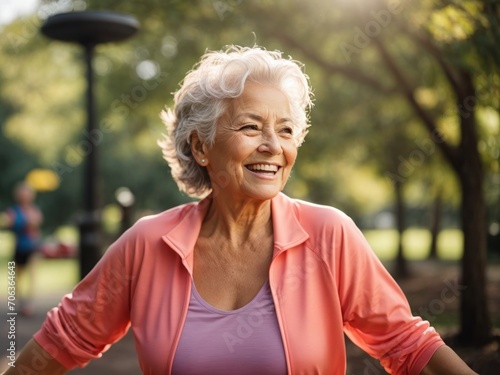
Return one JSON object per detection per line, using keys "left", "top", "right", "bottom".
{"left": 158, "top": 45, "right": 313, "bottom": 198}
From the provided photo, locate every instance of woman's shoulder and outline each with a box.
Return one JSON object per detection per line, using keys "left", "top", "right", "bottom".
{"left": 282, "top": 195, "right": 365, "bottom": 246}
{"left": 141, "top": 201, "right": 197, "bottom": 224}
{"left": 283, "top": 196, "right": 371, "bottom": 263}
{"left": 103, "top": 201, "right": 200, "bottom": 263}
{"left": 120, "top": 201, "right": 198, "bottom": 240}
{"left": 286, "top": 195, "right": 354, "bottom": 228}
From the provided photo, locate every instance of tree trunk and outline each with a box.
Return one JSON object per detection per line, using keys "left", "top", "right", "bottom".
{"left": 457, "top": 72, "right": 491, "bottom": 345}
{"left": 394, "top": 181, "right": 409, "bottom": 278}
{"left": 373, "top": 38, "right": 492, "bottom": 344}
{"left": 428, "top": 190, "right": 442, "bottom": 259}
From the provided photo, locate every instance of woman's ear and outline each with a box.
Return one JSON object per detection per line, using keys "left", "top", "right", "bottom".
{"left": 190, "top": 132, "right": 208, "bottom": 166}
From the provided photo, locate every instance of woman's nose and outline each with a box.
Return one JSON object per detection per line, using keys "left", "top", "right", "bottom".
{"left": 258, "top": 130, "right": 283, "bottom": 155}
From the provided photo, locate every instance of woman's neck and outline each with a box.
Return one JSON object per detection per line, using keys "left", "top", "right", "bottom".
{"left": 201, "top": 196, "right": 273, "bottom": 248}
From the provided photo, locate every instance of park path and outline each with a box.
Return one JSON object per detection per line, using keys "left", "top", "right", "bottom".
{"left": 1, "top": 260, "right": 499, "bottom": 374}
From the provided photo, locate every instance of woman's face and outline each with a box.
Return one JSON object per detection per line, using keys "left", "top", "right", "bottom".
{"left": 203, "top": 82, "right": 298, "bottom": 203}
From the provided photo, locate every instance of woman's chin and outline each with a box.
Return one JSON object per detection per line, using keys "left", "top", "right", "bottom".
{"left": 241, "top": 185, "right": 283, "bottom": 202}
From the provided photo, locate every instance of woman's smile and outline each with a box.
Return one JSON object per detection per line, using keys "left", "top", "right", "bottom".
{"left": 245, "top": 163, "right": 281, "bottom": 178}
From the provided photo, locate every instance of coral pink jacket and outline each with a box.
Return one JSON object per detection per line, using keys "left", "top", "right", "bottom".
{"left": 34, "top": 193, "right": 443, "bottom": 374}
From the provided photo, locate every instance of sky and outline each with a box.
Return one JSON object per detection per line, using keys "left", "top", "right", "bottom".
{"left": 0, "top": 0, "right": 40, "bottom": 27}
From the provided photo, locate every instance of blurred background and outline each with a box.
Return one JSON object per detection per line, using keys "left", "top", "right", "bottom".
{"left": 0, "top": 0, "right": 499, "bottom": 373}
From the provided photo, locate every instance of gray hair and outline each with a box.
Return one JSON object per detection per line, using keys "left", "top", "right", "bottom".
{"left": 158, "top": 45, "right": 313, "bottom": 198}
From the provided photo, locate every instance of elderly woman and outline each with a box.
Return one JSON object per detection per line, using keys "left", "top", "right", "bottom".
{"left": 4, "top": 46, "right": 476, "bottom": 375}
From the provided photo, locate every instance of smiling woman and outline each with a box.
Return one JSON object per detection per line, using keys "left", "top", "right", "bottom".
{"left": 187, "top": 82, "right": 298, "bottom": 202}
{"left": 2, "top": 45, "right": 477, "bottom": 375}
{"left": 159, "top": 46, "right": 311, "bottom": 198}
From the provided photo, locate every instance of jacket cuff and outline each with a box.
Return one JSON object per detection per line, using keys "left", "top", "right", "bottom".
{"left": 33, "top": 328, "right": 79, "bottom": 370}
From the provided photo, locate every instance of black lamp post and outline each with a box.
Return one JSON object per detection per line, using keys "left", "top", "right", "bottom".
{"left": 41, "top": 11, "right": 140, "bottom": 279}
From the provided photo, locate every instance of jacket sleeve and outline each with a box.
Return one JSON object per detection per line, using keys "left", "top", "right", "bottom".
{"left": 337, "top": 219, "right": 444, "bottom": 375}
{"left": 33, "top": 231, "right": 135, "bottom": 369}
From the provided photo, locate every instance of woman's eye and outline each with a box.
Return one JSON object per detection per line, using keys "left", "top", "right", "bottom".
{"left": 240, "top": 124, "right": 259, "bottom": 131}
{"left": 280, "top": 126, "right": 293, "bottom": 135}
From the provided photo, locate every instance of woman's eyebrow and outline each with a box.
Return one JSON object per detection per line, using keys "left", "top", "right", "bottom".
{"left": 277, "top": 117, "right": 293, "bottom": 124}
{"left": 234, "top": 113, "right": 264, "bottom": 122}
{"left": 235, "top": 113, "right": 292, "bottom": 124}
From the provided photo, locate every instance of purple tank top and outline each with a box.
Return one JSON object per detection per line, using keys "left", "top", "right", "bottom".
{"left": 171, "top": 280, "right": 287, "bottom": 375}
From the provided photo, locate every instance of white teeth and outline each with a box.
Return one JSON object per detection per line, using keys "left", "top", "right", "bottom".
{"left": 247, "top": 164, "right": 278, "bottom": 172}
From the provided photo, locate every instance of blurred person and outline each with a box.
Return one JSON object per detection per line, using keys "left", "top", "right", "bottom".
{"left": 2, "top": 182, "right": 43, "bottom": 316}
{"left": 2, "top": 46, "right": 478, "bottom": 374}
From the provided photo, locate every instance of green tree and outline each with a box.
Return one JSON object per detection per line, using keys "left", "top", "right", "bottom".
{"left": 230, "top": 0, "right": 498, "bottom": 344}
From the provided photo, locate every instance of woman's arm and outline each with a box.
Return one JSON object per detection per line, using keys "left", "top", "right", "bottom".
{"left": 420, "top": 345, "right": 478, "bottom": 375}
{"left": 2, "top": 339, "right": 67, "bottom": 375}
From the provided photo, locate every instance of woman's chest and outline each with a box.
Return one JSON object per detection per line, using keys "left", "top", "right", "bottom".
{"left": 192, "top": 237, "right": 274, "bottom": 310}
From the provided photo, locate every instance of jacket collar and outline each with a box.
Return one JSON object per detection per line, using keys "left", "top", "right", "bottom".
{"left": 162, "top": 192, "right": 309, "bottom": 273}
{"left": 270, "top": 193, "right": 310, "bottom": 254}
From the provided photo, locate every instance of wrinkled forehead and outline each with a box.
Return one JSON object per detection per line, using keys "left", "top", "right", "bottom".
{"left": 223, "top": 82, "right": 291, "bottom": 118}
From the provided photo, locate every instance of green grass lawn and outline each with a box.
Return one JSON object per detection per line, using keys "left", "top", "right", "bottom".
{"left": 0, "top": 256, "right": 79, "bottom": 298}
{"left": 0, "top": 227, "right": 463, "bottom": 297}
{"left": 363, "top": 228, "right": 462, "bottom": 261}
